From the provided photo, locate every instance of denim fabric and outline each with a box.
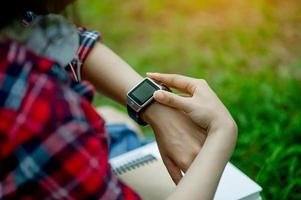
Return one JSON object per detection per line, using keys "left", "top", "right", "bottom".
{"left": 106, "top": 124, "right": 153, "bottom": 158}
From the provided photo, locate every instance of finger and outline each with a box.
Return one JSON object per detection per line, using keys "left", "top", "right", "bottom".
{"left": 178, "top": 93, "right": 191, "bottom": 97}
{"left": 163, "top": 157, "right": 183, "bottom": 185}
{"left": 153, "top": 90, "right": 193, "bottom": 113}
{"left": 147, "top": 73, "right": 197, "bottom": 94}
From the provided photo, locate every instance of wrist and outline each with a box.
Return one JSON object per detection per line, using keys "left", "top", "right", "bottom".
{"left": 126, "top": 77, "right": 171, "bottom": 126}
{"left": 140, "top": 102, "right": 166, "bottom": 125}
{"left": 210, "top": 117, "right": 238, "bottom": 138}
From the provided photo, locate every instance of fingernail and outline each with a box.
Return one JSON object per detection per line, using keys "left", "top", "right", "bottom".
{"left": 146, "top": 72, "right": 154, "bottom": 75}
{"left": 154, "top": 91, "right": 164, "bottom": 101}
{"left": 147, "top": 72, "right": 158, "bottom": 76}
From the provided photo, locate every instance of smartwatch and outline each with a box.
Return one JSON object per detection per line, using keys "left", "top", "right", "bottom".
{"left": 126, "top": 77, "right": 170, "bottom": 126}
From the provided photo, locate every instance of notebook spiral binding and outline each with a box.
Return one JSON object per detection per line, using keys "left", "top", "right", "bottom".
{"left": 112, "top": 154, "right": 157, "bottom": 175}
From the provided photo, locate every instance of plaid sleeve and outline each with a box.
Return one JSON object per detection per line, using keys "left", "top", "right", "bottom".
{"left": 69, "top": 27, "right": 101, "bottom": 82}
{"left": 77, "top": 27, "right": 101, "bottom": 63}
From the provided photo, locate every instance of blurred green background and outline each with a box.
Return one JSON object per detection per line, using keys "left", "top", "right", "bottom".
{"left": 74, "top": 0, "right": 301, "bottom": 199}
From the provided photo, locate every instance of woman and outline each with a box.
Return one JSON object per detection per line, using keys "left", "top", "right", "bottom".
{"left": 0, "top": 1, "right": 237, "bottom": 199}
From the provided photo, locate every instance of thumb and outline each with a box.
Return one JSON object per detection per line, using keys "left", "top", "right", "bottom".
{"left": 153, "top": 90, "right": 192, "bottom": 113}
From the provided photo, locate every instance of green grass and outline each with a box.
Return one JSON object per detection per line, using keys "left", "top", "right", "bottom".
{"left": 76, "top": 0, "right": 301, "bottom": 199}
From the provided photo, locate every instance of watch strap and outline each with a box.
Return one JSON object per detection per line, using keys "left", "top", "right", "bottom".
{"left": 127, "top": 105, "right": 148, "bottom": 126}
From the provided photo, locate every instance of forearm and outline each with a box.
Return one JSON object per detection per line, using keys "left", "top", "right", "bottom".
{"left": 82, "top": 42, "right": 169, "bottom": 124}
{"left": 82, "top": 42, "right": 142, "bottom": 105}
{"left": 167, "top": 123, "right": 237, "bottom": 200}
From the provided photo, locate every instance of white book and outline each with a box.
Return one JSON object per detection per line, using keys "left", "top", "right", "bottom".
{"left": 110, "top": 142, "right": 262, "bottom": 200}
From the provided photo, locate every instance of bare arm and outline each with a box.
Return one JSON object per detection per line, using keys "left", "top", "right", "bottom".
{"left": 82, "top": 42, "right": 206, "bottom": 184}
{"left": 168, "top": 126, "right": 237, "bottom": 200}
{"left": 82, "top": 43, "right": 141, "bottom": 105}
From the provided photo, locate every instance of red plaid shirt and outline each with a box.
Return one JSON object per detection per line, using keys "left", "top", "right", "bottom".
{"left": 0, "top": 29, "right": 140, "bottom": 199}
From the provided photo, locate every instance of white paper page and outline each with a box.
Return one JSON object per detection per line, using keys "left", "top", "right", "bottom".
{"left": 110, "top": 142, "right": 262, "bottom": 200}
{"left": 110, "top": 142, "right": 160, "bottom": 168}
{"left": 214, "top": 163, "right": 262, "bottom": 200}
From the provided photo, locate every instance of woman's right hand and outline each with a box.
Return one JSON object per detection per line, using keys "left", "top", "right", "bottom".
{"left": 147, "top": 72, "right": 238, "bottom": 200}
{"left": 147, "top": 73, "right": 236, "bottom": 134}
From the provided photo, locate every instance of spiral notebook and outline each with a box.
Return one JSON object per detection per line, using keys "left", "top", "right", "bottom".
{"left": 109, "top": 142, "right": 262, "bottom": 200}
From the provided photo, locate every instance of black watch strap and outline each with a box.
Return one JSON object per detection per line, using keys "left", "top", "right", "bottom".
{"left": 127, "top": 105, "right": 148, "bottom": 126}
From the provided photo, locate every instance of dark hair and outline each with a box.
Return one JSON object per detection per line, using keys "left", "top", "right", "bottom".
{"left": 0, "top": 1, "right": 27, "bottom": 28}
{"left": 0, "top": 0, "right": 76, "bottom": 28}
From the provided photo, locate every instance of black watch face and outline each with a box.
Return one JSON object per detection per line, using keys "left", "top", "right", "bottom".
{"left": 128, "top": 79, "right": 160, "bottom": 106}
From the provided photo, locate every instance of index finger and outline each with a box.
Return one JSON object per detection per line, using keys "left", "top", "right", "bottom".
{"left": 147, "top": 73, "right": 197, "bottom": 94}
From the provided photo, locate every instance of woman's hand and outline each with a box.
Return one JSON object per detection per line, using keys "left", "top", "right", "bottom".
{"left": 147, "top": 73, "right": 237, "bottom": 200}
{"left": 147, "top": 73, "right": 236, "bottom": 133}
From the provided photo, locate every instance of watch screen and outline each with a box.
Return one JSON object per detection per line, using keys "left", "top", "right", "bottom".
{"left": 129, "top": 79, "right": 160, "bottom": 106}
